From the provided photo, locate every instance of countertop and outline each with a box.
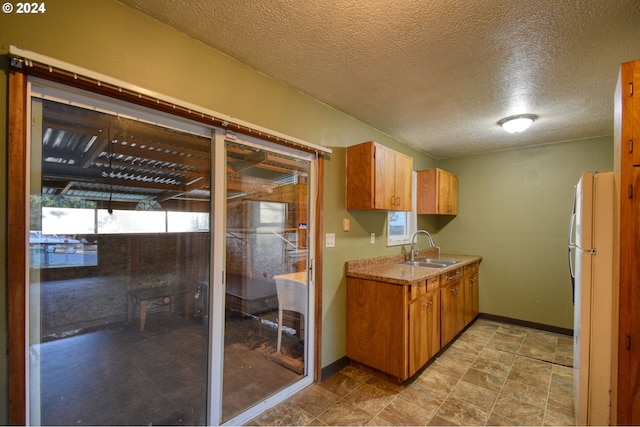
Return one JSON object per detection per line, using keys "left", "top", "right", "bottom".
{"left": 345, "top": 250, "right": 482, "bottom": 286}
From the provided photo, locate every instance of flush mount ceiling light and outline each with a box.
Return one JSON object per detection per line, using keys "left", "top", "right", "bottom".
{"left": 497, "top": 114, "right": 538, "bottom": 134}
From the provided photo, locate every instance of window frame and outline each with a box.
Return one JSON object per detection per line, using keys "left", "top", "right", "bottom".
{"left": 387, "top": 172, "right": 417, "bottom": 246}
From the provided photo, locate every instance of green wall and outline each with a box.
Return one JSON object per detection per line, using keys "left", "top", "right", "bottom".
{"left": 0, "top": 0, "right": 614, "bottom": 423}
{"left": 0, "top": 1, "right": 434, "bottom": 421}
{"left": 321, "top": 147, "right": 437, "bottom": 364}
{"left": 438, "top": 137, "right": 613, "bottom": 329}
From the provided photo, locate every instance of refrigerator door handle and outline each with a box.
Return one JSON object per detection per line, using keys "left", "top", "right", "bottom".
{"left": 569, "top": 186, "right": 577, "bottom": 248}
{"left": 568, "top": 192, "right": 577, "bottom": 304}
{"left": 568, "top": 219, "right": 576, "bottom": 303}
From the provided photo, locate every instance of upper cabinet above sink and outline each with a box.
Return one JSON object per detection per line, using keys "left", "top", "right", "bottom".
{"left": 346, "top": 141, "right": 413, "bottom": 211}
{"left": 417, "top": 168, "right": 458, "bottom": 215}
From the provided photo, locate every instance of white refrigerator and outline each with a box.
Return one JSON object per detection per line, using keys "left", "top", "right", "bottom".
{"left": 568, "top": 171, "right": 615, "bottom": 426}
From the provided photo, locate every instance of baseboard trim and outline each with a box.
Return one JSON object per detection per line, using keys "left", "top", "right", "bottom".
{"left": 320, "top": 314, "right": 573, "bottom": 383}
{"left": 478, "top": 313, "right": 573, "bottom": 336}
{"left": 320, "top": 356, "right": 349, "bottom": 382}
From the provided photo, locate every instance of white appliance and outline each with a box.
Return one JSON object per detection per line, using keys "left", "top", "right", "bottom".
{"left": 568, "top": 171, "right": 615, "bottom": 426}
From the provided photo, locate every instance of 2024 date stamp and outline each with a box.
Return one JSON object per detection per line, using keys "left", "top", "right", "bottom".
{"left": 3, "top": 2, "right": 47, "bottom": 14}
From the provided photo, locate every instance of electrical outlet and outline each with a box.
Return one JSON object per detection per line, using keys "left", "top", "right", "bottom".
{"left": 370, "top": 233, "right": 375, "bottom": 244}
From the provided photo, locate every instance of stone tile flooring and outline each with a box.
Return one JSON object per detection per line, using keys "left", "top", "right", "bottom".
{"left": 249, "top": 319, "right": 575, "bottom": 426}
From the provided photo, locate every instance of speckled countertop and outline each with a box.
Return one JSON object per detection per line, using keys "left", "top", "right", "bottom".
{"left": 345, "top": 249, "right": 482, "bottom": 286}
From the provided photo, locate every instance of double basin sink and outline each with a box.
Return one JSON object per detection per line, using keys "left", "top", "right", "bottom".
{"left": 397, "top": 258, "right": 459, "bottom": 269}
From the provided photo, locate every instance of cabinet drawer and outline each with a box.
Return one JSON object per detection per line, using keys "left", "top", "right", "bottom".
{"left": 409, "top": 280, "right": 427, "bottom": 300}
{"left": 464, "top": 262, "right": 479, "bottom": 276}
{"left": 442, "top": 267, "right": 463, "bottom": 282}
{"left": 426, "top": 275, "right": 440, "bottom": 292}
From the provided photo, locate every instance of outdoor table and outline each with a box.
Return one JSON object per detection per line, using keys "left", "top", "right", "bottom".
{"left": 127, "top": 285, "right": 191, "bottom": 331}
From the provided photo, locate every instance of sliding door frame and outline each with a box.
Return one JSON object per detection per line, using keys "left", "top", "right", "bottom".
{"left": 213, "top": 133, "right": 318, "bottom": 425}
{"left": 7, "top": 49, "right": 328, "bottom": 425}
{"left": 7, "top": 64, "right": 28, "bottom": 427}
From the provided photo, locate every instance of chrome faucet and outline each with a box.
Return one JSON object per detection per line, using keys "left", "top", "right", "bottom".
{"left": 410, "top": 230, "right": 437, "bottom": 261}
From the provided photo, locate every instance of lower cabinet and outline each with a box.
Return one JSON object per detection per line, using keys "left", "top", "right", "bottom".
{"left": 440, "top": 267, "right": 465, "bottom": 347}
{"left": 347, "top": 277, "right": 408, "bottom": 380}
{"left": 347, "top": 261, "right": 480, "bottom": 382}
{"left": 347, "top": 275, "right": 440, "bottom": 382}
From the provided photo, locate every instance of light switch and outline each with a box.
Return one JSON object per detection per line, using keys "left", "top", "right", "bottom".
{"left": 326, "top": 233, "right": 336, "bottom": 247}
{"left": 370, "top": 233, "right": 375, "bottom": 244}
{"left": 343, "top": 218, "right": 350, "bottom": 231}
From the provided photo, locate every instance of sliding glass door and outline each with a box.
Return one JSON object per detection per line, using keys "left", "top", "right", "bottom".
{"left": 221, "top": 139, "right": 314, "bottom": 423}
{"left": 27, "top": 82, "right": 212, "bottom": 425}
{"left": 21, "top": 78, "right": 317, "bottom": 425}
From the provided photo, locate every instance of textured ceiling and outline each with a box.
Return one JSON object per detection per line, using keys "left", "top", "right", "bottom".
{"left": 118, "top": 0, "right": 640, "bottom": 158}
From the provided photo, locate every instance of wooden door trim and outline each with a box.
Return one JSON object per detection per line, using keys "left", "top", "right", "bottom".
{"left": 7, "top": 68, "right": 27, "bottom": 425}
{"left": 615, "top": 59, "right": 639, "bottom": 426}
{"left": 314, "top": 156, "right": 324, "bottom": 382}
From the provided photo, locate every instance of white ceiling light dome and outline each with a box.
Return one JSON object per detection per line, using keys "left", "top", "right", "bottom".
{"left": 497, "top": 114, "right": 538, "bottom": 133}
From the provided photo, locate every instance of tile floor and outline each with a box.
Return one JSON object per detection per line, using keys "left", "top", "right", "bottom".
{"left": 249, "top": 319, "right": 576, "bottom": 426}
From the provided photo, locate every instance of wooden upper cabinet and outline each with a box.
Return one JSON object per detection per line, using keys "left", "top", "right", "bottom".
{"left": 346, "top": 141, "right": 413, "bottom": 211}
{"left": 417, "top": 168, "right": 458, "bottom": 215}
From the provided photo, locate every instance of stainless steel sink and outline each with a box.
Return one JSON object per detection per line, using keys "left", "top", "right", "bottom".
{"left": 414, "top": 258, "right": 459, "bottom": 266}
{"left": 397, "top": 258, "right": 459, "bottom": 268}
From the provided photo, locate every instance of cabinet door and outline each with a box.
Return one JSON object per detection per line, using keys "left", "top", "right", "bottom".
{"left": 440, "top": 281, "right": 462, "bottom": 346}
{"left": 416, "top": 168, "right": 458, "bottom": 215}
{"left": 408, "top": 289, "right": 440, "bottom": 377}
{"left": 409, "top": 297, "right": 429, "bottom": 377}
{"left": 464, "top": 271, "right": 479, "bottom": 325}
{"left": 425, "top": 290, "right": 441, "bottom": 360}
{"left": 454, "top": 280, "right": 465, "bottom": 335}
{"left": 394, "top": 151, "right": 413, "bottom": 211}
{"left": 347, "top": 141, "right": 413, "bottom": 211}
{"left": 416, "top": 169, "right": 437, "bottom": 214}
{"left": 346, "top": 277, "right": 408, "bottom": 379}
{"left": 409, "top": 288, "right": 440, "bottom": 376}
{"left": 440, "top": 171, "right": 458, "bottom": 215}
{"left": 346, "top": 142, "right": 375, "bottom": 209}
{"left": 374, "top": 143, "right": 396, "bottom": 210}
